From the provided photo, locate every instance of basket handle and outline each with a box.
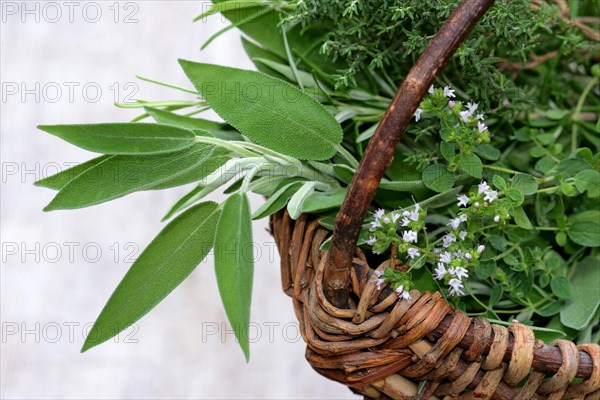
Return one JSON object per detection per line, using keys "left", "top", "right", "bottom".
{"left": 324, "top": 0, "right": 496, "bottom": 307}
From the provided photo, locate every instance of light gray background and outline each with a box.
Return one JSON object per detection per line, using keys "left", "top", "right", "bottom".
{"left": 0, "top": 1, "right": 351, "bottom": 398}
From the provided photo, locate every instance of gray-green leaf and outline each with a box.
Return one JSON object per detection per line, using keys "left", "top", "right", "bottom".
{"left": 34, "top": 156, "right": 110, "bottom": 190}
{"left": 38, "top": 123, "right": 197, "bottom": 155}
{"left": 422, "top": 164, "right": 455, "bottom": 193}
{"left": 178, "top": 60, "right": 343, "bottom": 160}
{"left": 214, "top": 193, "right": 254, "bottom": 361}
{"left": 81, "top": 201, "right": 220, "bottom": 352}
{"left": 560, "top": 257, "right": 600, "bottom": 330}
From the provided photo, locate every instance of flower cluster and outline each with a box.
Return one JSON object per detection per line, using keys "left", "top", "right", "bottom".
{"left": 373, "top": 269, "right": 413, "bottom": 301}
{"left": 454, "top": 180, "right": 511, "bottom": 225}
{"left": 365, "top": 205, "right": 426, "bottom": 259}
{"left": 413, "top": 85, "right": 491, "bottom": 153}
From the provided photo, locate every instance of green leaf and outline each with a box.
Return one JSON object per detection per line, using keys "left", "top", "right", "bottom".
{"left": 561, "top": 257, "right": 600, "bottom": 330}
{"left": 458, "top": 153, "right": 483, "bottom": 178}
{"left": 38, "top": 123, "right": 197, "bottom": 155}
{"left": 193, "top": 0, "right": 264, "bottom": 21}
{"left": 550, "top": 276, "right": 572, "bottom": 300}
{"left": 492, "top": 175, "right": 507, "bottom": 191}
{"left": 511, "top": 173, "right": 539, "bottom": 195}
{"left": 252, "top": 181, "right": 302, "bottom": 220}
{"left": 179, "top": 60, "right": 343, "bottom": 160}
{"left": 574, "top": 169, "right": 600, "bottom": 197}
{"left": 412, "top": 268, "right": 439, "bottom": 293}
{"left": 505, "top": 188, "right": 524, "bottom": 205}
{"left": 513, "top": 206, "right": 533, "bottom": 230}
{"left": 34, "top": 156, "right": 109, "bottom": 190}
{"left": 568, "top": 220, "right": 600, "bottom": 247}
{"left": 144, "top": 107, "right": 242, "bottom": 141}
{"left": 82, "top": 201, "right": 220, "bottom": 352}
{"left": 214, "top": 193, "right": 254, "bottom": 361}
{"left": 302, "top": 188, "right": 347, "bottom": 213}
{"left": 287, "top": 181, "right": 316, "bottom": 219}
{"left": 422, "top": 164, "right": 455, "bottom": 193}
{"left": 473, "top": 144, "right": 500, "bottom": 161}
{"left": 379, "top": 179, "right": 426, "bottom": 191}
{"left": 252, "top": 57, "right": 318, "bottom": 88}
{"left": 43, "top": 144, "right": 219, "bottom": 211}
{"left": 439, "top": 142, "right": 455, "bottom": 163}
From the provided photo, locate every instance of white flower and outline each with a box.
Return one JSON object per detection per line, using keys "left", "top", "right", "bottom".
{"left": 448, "top": 278, "right": 465, "bottom": 296}
{"left": 434, "top": 263, "right": 447, "bottom": 280}
{"left": 409, "top": 205, "right": 420, "bottom": 222}
{"left": 395, "top": 285, "right": 404, "bottom": 295}
{"left": 399, "top": 290, "right": 412, "bottom": 301}
{"left": 459, "top": 110, "right": 472, "bottom": 123}
{"left": 484, "top": 190, "right": 498, "bottom": 203}
{"left": 367, "top": 236, "right": 377, "bottom": 246}
{"left": 442, "top": 233, "right": 456, "bottom": 248}
{"left": 478, "top": 181, "right": 490, "bottom": 195}
{"left": 448, "top": 100, "right": 455, "bottom": 107}
{"left": 459, "top": 231, "right": 468, "bottom": 241}
{"left": 407, "top": 247, "right": 421, "bottom": 259}
{"left": 459, "top": 214, "right": 468, "bottom": 223}
{"left": 414, "top": 108, "right": 423, "bottom": 122}
{"left": 477, "top": 244, "right": 486, "bottom": 253}
{"left": 477, "top": 121, "right": 488, "bottom": 133}
{"left": 402, "top": 230, "right": 418, "bottom": 243}
{"left": 391, "top": 211, "right": 400, "bottom": 223}
{"left": 466, "top": 102, "right": 478, "bottom": 114}
{"left": 439, "top": 251, "right": 452, "bottom": 264}
{"left": 494, "top": 215, "right": 500, "bottom": 223}
{"left": 428, "top": 85, "right": 434, "bottom": 94}
{"left": 401, "top": 217, "right": 411, "bottom": 227}
{"left": 474, "top": 202, "right": 480, "bottom": 208}
{"left": 476, "top": 113, "right": 484, "bottom": 121}
{"left": 443, "top": 86, "right": 456, "bottom": 98}
{"left": 376, "top": 278, "right": 385, "bottom": 290}
{"left": 457, "top": 194, "right": 469, "bottom": 208}
{"left": 369, "top": 220, "right": 381, "bottom": 231}
{"left": 374, "top": 270, "right": 383, "bottom": 277}
{"left": 465, "top": 252, "right": 472, "bottom": 260}
{"left": 447, "top": 217, "right": 462, "bottom": 230}
{"left": 374, "top": 209, "right": 385, "bottom": 220}
{"left": 453, "top": 267, "right": 469, "bottom": 280}
{"left": 383, "top": 216, "right": 391, "bottom": 224}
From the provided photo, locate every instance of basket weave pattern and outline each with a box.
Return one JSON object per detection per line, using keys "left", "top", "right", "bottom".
{"left": 271, "top": 211, "right": 600, "bottom": 400}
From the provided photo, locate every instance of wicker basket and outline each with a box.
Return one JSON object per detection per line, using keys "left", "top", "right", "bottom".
{"left": 270, "top": 1, "right": 600, "bottom": 398}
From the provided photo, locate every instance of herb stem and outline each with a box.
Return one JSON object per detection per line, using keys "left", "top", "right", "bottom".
{"left": 571, "top": 76, "right": 598, "bottom": 153}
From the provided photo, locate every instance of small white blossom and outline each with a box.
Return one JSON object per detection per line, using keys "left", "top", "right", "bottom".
{"left": 399, "top": 290, "right": 412, "bottom": 301}
{"left": 474, "top": 202, "right": 480, "bottom": 208}
{"left": 407, "top": 247, "right": 421, "bottom": 259}
{"left": 374, "top": 270, "right": 383, "bottom": 278}
{"left": 478, "top": 181, "right": 490, "bottom": 195}
{"left": 443, "top": 86, "right": 456, "bottom": 98}
{"left": 453, "top": 267, "right": 469, "bottom": 280}
{"left": 391, "top": 211, "right": 400, "bottom": 223}
{"left": 434, "top": 263, "right": 447, "bottom": 280}
{"left": 442, "top": 233, "right": 456, "bottom": 248}
{"left": 447, "top": 217, "right": 463, "bottom": 230}
{"left": 382, "top": 216, "right": 391, "bottom": 224}
{"left": 457, "top": 194, "right": 469, "bottom": 207}
{"left": 476, "top": 113, "right": 485, "bottom": 121}
{"left": 494, "top": 215, "right": 500, "bottom": 223}
{"left": 459, "top": 214, "right": 468, "bottom": 223}
{"left": 402, "top": 230, "right": 418, "bottom": 243}
{"left": 376, "top": 278, "right": 385, "bottom": 290}
{"left": 465, "top": 252, "right": 472, "bottom": 260}
{"left": 369, "top": 220, "right": 381, "bottom": 231}
{"left": 401, "top": 217, "right": 411, "bottom": 227}
{"left": 459, "top": 110, "right": 472, "bottom": 123}
{"left": 413, "top": 108, "right": 423, "bottom": 122}
{"left": 448, "top": 278, "right": 465, "bottom": 296}
{"left": 395, "top": 285, "right": 404, "bottom": 295}
{"left": 448, "top": 100, "right": 455, "bottom": 107}
{"left": 459, "top": 231, "right": 468, "bottom": 241}
{"left": 374, "top": 209, "right": 385, "bottom": 220}
{"left": 485, "top": 190, "right": 498, "bottom": 203}
{"left": 439, "top": 251, "right": 452, "bottom": 264}
{"left": 477, "top": 121, "right": 488, "bottom": 133}
{"left": 428, "top": 85, "right": 434, "bottom": 94}
{"left": 367, "top": 236, "right": 377, "bottom": 246}
{"left": 466, "top": 102, "right": 478, "bottom": 113}
{"left": 477, "top": 244, "right": 486, "bottom": 253}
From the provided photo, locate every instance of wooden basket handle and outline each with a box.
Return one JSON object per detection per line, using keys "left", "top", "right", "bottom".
{"left": 324, "top": 0, "right": 496, "bottom": 307}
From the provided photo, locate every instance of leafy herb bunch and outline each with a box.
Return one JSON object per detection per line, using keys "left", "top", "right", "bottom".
{"left": 36, "top": 0, "right": 600, "bottom": 359}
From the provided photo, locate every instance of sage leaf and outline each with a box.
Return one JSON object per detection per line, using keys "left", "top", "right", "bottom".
{"left": 379, "top": 179, "right": 426, "bottom": 191}
{"left": 214, "top": 193, "right": 253, "bottom": 361}
{"left": 252, "top": 181, "right": 302, "bottom": 220}
{"left": 422, "top": 164, "right": 455, "bottom": 193}
{"left": 82, "top": 201, "right": 220, "bottom": 352}
{"left": 34, "top": 156, "right": 109, "bottom": 190}
{"left": 561, "top": 257, "right": 600, "bottom": 330}
{"left": 145, "top": 107, "right": 242, "bottom": 141}
{"left": 43, "top": 144, "right": 219, "bottom": 211}
{"left": 287, "top": 181, "right": 316, "bottom": 219}
{"left": 302, "top": 188, "right": 347, "bottom": 213}
{"left": 38, "top": 123, "right": 197, "bottom": 155}
{"left": 178, "top": 60, "right": 343, "bottom": 160}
